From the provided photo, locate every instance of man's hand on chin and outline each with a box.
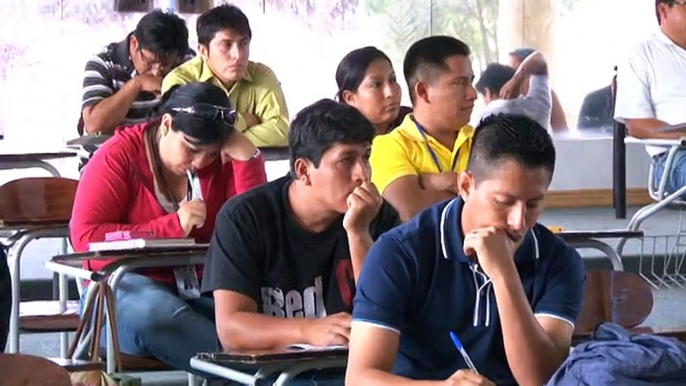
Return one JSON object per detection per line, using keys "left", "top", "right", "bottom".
{"left": 463, "top": 226, "right": 520, "bottom": 279}
{"left": 343, "top": 181, "right": 383, "bottom": 236}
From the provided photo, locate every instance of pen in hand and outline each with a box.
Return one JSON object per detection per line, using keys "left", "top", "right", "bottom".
{"left": 185, "top": 169, "right": 204, "bottom": 201}
{"left": 450, "top": 331, "right": 479, "bottom": 375}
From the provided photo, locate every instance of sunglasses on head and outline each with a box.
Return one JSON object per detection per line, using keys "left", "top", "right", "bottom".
{"left": 171, "top": 103, "right": 237, "bottom": 127}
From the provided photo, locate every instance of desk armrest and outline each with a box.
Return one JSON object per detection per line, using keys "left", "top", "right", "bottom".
{"left": 625, "top": 136, "right": 686, "bottom": 147}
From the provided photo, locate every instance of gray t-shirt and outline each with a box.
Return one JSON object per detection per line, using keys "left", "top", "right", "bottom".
{"left": 480, "top": 75, "right": 552, "bottom": 131}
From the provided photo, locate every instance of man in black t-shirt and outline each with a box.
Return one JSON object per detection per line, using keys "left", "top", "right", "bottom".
{"left": 202, "top": 99, "right": 400, "bottom": 354}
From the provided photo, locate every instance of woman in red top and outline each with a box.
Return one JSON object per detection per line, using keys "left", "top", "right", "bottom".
{"left": 70, "top": 82, "right": 267, "bottom": 373}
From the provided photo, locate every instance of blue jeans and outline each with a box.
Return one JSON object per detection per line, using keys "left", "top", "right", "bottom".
{"left": 653, "top": 149, "right": 686, "bottom": 196}
{"left": 81, "top": 272, "right": 218, "bottom": 374}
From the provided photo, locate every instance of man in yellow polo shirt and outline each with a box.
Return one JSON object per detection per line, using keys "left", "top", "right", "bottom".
{"left": 162, "top": 4, "right": 289, "bottom": 147}
{"left": 371, "top": 36, "right": 477, "bottom": 222}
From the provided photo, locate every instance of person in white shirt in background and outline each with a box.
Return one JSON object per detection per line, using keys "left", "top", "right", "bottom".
{"left": 476, "top": 51, "right": 552, "bottom": 133}
{"left": 614, "top": 0, "right": 686, "bottom": 195}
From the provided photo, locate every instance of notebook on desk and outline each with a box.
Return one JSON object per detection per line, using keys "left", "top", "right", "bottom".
{"left": 197, "top": 345, "right": 348, "bottom": 364}
{"left": 88, "top": 238, "right": 197, "bottom": 252}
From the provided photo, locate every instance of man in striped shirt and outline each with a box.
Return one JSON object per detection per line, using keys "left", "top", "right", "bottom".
{"left": 79, "top": 10, "right": 192, "bottom": 136}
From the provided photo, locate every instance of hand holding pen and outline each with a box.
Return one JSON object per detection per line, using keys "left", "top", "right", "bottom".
{"left": 177, "top": 170, "right": 206, "bottom": 236}
{"left": 445, "top": 332, "right": 495, "bottom": 386}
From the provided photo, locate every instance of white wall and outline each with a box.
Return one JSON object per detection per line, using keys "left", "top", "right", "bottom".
{"left": 550, "top": 137, "right": 650, "bottom": 191}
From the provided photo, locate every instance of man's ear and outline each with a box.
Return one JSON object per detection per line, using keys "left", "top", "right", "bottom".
{"left": 198, "top": 44, "right": 209, "bottom": 60}
{"left": 457, "top": 171, "right": 475, "bottom": 202}
{"left": 129, "top": 34, "right": 140, "bottom": 53}
{"left": 293, "top": 158, "right": 313, "bottom": 186}
{"left": 415, "top": 81, "right": 430, "bottom": 104}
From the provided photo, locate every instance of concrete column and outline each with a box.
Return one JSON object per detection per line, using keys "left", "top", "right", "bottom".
{"left": 497, "top": 0, "right": 558, "bottom": 85}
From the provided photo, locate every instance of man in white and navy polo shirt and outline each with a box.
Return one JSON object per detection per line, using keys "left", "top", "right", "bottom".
{"left": 347, "top": 114, "right": 585, "bottom": 386}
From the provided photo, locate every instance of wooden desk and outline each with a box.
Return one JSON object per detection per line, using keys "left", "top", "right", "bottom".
{"left": 0, "top": 151, "right": 76, "bottom": 177}
{"left": 191, "top": 347, "right": 348, "bottom": 386}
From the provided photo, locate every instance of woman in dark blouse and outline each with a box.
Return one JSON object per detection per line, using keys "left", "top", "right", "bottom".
{"left": 335, "top": 46, "right": 411, "bottom": 135}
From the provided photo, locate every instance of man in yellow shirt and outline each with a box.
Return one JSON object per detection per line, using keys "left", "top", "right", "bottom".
{"left": 162, "top": 4, "right": 289, "bottom": 147}
{"left": 370, "top": 36, "right": 477, "bottom": 222}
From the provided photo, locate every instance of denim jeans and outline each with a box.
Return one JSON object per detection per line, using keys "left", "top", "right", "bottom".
{"left": 81, "top": 272, "right": 218, "bottom": 374}
{"left": 0, "top": 247, "right": 10, "bottom": 352}
{"left": 653, "top": 149, "right": 686, "bottom": 196}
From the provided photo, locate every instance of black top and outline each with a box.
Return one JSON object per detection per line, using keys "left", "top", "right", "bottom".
{"left": 202, "top": 175, "right": 400, "bottom": 317}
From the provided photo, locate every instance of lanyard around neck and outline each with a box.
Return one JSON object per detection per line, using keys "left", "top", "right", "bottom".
{"left": 412, "top": 117, "right": 458, "bottom": 173}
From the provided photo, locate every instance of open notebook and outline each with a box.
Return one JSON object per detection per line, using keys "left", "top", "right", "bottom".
{"left": 88, "top": 238, "right": 197, "bottom": 252}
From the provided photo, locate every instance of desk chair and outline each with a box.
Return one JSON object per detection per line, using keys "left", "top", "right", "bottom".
{"left": 573, "top": 270, "right": 686, "bottom": 345}
{"left": 0, "top": 177, "right": 80, "bottom": 354}
{"left": 612, "top": 66, "right": 686, "bottom": 287}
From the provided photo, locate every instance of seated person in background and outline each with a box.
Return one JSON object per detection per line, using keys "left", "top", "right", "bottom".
{"left": 335, "top": 46, "right": 411, "bottom": 135}
{"left": 476, "top": 51, "right": 551, "bottom": 131}
{"left": 70, "top": 82, "right": 267, "bottom": 374}
{"left": 577, "top": 84, "right": 614, "bottom": 132}
{"left": 347, "top": 114, "right": 585, "bottom": 386}
{"left": 615, "top": 0, "right": 686, "bottom": 195}
{"left": 202, "top": 100, "right": 399, "bottom": 382}
{"left": 163, "top": 4, "right": 289, "bottom": 147}
{"left": 370, "top": 36, "right": 477, "bottom": 222}
{"left": 508, "top": 47, "right": 568, "bottom": 133}
{"left": 80, "top": 10, "right": 192, "bottom": 135}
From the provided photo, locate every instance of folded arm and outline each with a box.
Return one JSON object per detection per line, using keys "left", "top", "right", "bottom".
{"left": 235, "top": 68, "right": 290, "bottom": 147}
{"left": 383, "top": 176, "right": 455, "bottom": 222}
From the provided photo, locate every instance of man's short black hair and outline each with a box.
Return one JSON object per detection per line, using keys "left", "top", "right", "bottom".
{"left": 509, "top": 47, "right": 535, "bottom": 62}
{"left": 468, "top": 114, "right": 556, "bottom": 183}
{"left": 475, "top": 64, "right": 516, "bottom": 96}
{"left": 656, "top": 0, "right": 675, "bottom": 24}
{"left": 289, "top": 99, "right": 375, "bottom": 177}
{"left": 133, "top": 10, "right": 189, "bottom": 58}
{"left": 403, "top": 36, "right": 471, "bottom": 104}
{"left": 197, "top": 4, "right": 252, "bottom": 47}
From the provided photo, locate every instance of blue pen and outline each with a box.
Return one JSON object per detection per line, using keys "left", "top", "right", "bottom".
{"left": 450, "top": 332, "right": 479, "bottom": 375}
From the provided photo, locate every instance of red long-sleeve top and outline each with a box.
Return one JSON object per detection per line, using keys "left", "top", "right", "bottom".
{"left": 70, "top": 122, "right": 267, "bottom": 282}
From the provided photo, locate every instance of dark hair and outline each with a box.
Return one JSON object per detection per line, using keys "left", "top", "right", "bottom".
{"left": 197, "top": 4, "right": 252, "bottom": 47}
{"left": 403, "top": 36, "right": 471, "bottom": 104}
{"left": 656, "top": 0, "right": 675, "bottom": 24}
{"left": 475, "top": 63, "right": 516, "bottom": 96}
{"left": 156, "top": 82, "right": 234, "bottom": 146}
{"left": 133, "top": 10, "right": 189, "bottom": 58}
{"left": 468, "top": 114, "right": 556, "bottom": 183}
{"left": 289, "top": 99, "right": 375, "bottom": 177}
{"left": 335, "top": 46, "right": 393, "bottom": 102}
{"left": 509, "top": 47, "right": 536, "bottom": 62}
